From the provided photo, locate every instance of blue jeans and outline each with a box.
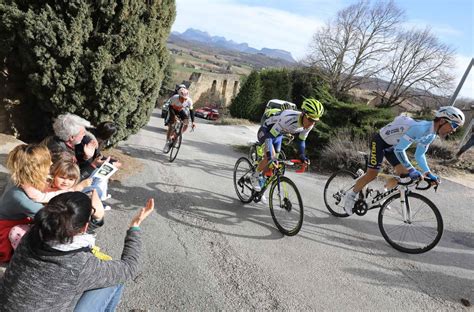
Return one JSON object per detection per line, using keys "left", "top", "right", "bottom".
{"left": 74, "top": 284, "right": 124, "bottom": 312}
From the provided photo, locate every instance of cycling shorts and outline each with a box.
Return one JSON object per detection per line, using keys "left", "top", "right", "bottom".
{"left": 169, "top": 107, "right": 189, "bottom": 124}
{"left": 257, "top": 127, "right": 283, "bottom": 153}
{"left": 368, "top": 133, "right": 400, "bottom": 170}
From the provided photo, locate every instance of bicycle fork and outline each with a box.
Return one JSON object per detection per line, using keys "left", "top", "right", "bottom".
{"left": 398, "top": 187, "right": 412, "bottom": 224}
{"left": 276, "top": 176, "right": 290, "bottom": 209}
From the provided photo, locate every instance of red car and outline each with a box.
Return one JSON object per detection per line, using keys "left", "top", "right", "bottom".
{"left": 195, "top": 107, "right": 219, "bottom": 120}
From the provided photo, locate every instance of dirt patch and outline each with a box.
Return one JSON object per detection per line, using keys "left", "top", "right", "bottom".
{"left": 101, "top": 148, "right": 144, "bottom": 182}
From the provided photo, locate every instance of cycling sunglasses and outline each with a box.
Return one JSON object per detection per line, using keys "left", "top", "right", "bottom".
{"left": 449, "top": 121, "right": 460, "bottom": 129}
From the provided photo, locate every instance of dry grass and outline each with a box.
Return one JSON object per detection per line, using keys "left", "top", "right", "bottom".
{"left": 319, "top": 132, "right": 473, "bottom": 175}
{"left": 215, "top": 117, "right": 256, "bottom": 126}
{"left": 319, "top": 136, "right": 370, "bottom": 173}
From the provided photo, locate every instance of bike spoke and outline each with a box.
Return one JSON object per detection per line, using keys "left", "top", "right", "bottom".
{"left": 380, "top": 193, "right": 442, "bottom": 253}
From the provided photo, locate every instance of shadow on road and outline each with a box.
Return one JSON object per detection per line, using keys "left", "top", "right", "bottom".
{"left": 108, "top": 179, "right": 285, "bottom": 241}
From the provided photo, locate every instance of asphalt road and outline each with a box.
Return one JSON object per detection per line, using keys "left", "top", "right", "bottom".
{"left": 95, "top": 109, "right": 473, "bottom": 311}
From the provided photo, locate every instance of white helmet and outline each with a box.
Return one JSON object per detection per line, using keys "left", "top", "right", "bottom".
{"left": 178, "top": 87, "right": 189, "bottom": 98}
{"left": 435, "top": 106, "right": 465, "bottom": 127}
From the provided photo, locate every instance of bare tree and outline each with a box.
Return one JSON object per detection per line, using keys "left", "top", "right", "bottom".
{"left": 307, "top": 0, "right": 404, "bottom": 99}
{"left": 377, "top": 28, "right": 455, "bottom": 107}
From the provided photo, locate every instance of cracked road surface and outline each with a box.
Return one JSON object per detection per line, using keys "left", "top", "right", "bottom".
{"left": 97, "top": 109, "right": 473, "bottom": 311}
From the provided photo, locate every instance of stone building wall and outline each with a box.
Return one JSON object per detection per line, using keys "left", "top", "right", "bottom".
{"left": 186, "top": 72, "right": 241, "bottom": 107}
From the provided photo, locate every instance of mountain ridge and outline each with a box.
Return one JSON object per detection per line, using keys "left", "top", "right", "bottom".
{"left": 172, "top": 28, "right": 295, "bottom": 63}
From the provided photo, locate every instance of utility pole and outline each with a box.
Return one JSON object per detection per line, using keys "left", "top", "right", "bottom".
{"left": 449, "top": 57, "right": 473, "bottom": 106}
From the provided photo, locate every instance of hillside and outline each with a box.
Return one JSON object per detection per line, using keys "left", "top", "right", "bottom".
{"left": 173, "top": 28, "right": 295, "bottom": 63}
{"left": 167, "top": 33, "right": 296, "bottom": 76}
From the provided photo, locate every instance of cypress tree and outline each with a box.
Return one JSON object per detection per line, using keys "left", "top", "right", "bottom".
{"left": 229, "top": 70, "right": 262, "bottom": 121}
{"left": 0, "top": 0, "right": 176, "bottom": 142}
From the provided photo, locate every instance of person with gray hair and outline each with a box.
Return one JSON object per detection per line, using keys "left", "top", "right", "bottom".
{"left": 43, "top": 113, "right": 98, "bottom": 166}
{"left": 52, "top": 113, "right": 91, "bottom": 142}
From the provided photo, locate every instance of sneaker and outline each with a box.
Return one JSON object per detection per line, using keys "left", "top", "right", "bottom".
{"left": 260, "top": 195, "right": 267, "bottom": 204}
{"left": 163, "top": 140, "right": 171, "bottom": 154}
{"left": 343, "top": 190, "right": 357, "bottom": 215}
{"left": 250, "top": 172, "right": 261, "bottom": 192}
{"left": 104, "top": 205, "right": 112, "bottom": 211}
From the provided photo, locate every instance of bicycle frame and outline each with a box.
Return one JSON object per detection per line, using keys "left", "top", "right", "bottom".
{"left": 253, "top": 160, "right": 307, "bottom": 202}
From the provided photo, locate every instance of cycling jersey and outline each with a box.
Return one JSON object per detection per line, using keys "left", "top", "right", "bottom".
{"left": 262, "top": 110, "right": 313, "bottom": 141}
{"left": 260, "top": 108, "right": 282, "bottom": 125}
{"left": 169, "top": 94, "right": 193, "bottom": 111}
{"left": 259, "top": 110, "right": 314, "bottom": 160}
{"left": 379, "top": 116, "right": 436, "bottom": 173}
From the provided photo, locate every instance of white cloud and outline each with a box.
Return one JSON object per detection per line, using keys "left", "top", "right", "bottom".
{"left": 173, "top": 0, "right": 324, "bottom": 60}
{"left": 403, "top": 20, "right": 463, "bottom": 38}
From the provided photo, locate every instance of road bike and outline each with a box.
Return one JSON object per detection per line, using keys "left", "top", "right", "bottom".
{"left": 248, "top": 134, "right": 293, "bottom": 164}
{"left": 168, "top": 118, "right": 194, "bottom": 162}
{"left": 323, "top": 155, "right": 442, "bottom": 254}
{"left": 233, "top": 157, "right": 306, "bottom": 236}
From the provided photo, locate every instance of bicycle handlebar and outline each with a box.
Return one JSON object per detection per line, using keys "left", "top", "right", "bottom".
{"left": 398, "top": 173, "right": 439, "bottom": 191}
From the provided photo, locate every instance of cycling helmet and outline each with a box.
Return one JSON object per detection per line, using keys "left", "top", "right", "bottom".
{"left": 280, "top": 102, "right": 292, "bottom": 111}
{"left": 301, "top": 97, "right": 324, "bottom": 120}
{"left": 435, "top": 106, "right": 465, "bottom": 127}
{"left": 177, "top": 87, "right": 189, "bottom": 99}
{"left": 175, "top": 84, "right": 186, "bottom": 92}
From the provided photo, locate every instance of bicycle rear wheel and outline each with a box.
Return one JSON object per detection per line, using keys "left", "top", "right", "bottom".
{"left": 269, "top": 176, "right": 303, "bottom": 236}
{"left": 378, "top": 192, "right": 443, "bottom": 254}
{"left": 169, "top": 133, "right": 182, "bottom": 162}
{"left": 323, "top": 170, "right": 358, "bottom": 217}
{"left": 233, "top": 157, "right": 255, "bottom": 203}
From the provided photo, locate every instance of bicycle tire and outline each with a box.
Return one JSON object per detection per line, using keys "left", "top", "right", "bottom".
{"left": 323, "top": 169, "right": 358, "bottom": 217}
{"left": 233, "top": 157, "right": 255, "bottom": 203}
{"left": 169, "top": 132, "right": 182, "bottom": 162}
{"left": 269, "top": 176, "right": 304, "bottom": 236}
{"left": 378, "top": 192, "right": 443, "bottom": 254}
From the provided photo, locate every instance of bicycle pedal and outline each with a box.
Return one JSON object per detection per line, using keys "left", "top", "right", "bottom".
{"left": 354, "top": 200, "right": 368, "bottom": 216}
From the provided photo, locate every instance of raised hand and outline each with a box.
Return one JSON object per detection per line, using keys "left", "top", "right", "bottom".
{"left": 129, "top": 198, "right": 155, "bottom": 228}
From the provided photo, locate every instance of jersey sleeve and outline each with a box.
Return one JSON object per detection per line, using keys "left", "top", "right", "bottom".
{"left": 414, "top": 143, "right": 430, "bottom": 173}
{"left": 393, "top": 128, "right": 417, "bottom": 170}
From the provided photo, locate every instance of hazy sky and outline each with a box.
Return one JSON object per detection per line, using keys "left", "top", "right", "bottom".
{"left": 172, "top": 0, "right": 473, "bottom": 99}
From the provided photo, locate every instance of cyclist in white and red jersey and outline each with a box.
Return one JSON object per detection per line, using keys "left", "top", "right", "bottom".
{"left": 343, "top": 106, "right": 465, "bottom": 215}
{"left": 250, "top": 98, "right": 324, "bottom": 191}
{"left": 163, "top": 85, "right": 196, "bottom": 153}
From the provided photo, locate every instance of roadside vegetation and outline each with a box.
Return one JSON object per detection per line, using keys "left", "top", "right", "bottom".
{"left": 227, "top": 1, "right": 471, "bottom": 176}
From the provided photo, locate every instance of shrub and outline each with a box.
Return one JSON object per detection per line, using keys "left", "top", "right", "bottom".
{"left": 0, "top": 0, "right": 176, "bottom": 142}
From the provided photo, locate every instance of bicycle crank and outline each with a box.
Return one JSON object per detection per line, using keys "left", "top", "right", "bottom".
{"left": 354, "top": 200, "right": 368, "bottom": 216}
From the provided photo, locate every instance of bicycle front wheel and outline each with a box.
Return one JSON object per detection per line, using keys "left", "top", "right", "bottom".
{"left": 323, "top": 170, "right": 358, "bottom": 217}
{"left": 169, "top": 133, "right": 182, "bottom": 162}
{"left": 378, "top": 192, "right": 443, "bottom": 254}
{"left": 269, "top": 176, "right": 304, "bottom": 236}
{"left": 233, "top": 157, "right": 255, "bottom": 203}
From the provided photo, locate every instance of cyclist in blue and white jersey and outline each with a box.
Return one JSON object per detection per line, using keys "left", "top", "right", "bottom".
{"left": 343, "top": 106, "right": 465, "bottom": 215}
{"left": 250, "top": 98, "right": 324, "bottom": 191}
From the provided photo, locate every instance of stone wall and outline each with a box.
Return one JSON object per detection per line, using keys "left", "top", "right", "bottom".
{"left": 186, "top": 72, "right": 241, "bottom": 107}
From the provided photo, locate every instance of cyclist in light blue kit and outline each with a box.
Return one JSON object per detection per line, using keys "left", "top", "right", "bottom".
{"left": 344, "top": 106, "right": 465, "bottom": 216}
